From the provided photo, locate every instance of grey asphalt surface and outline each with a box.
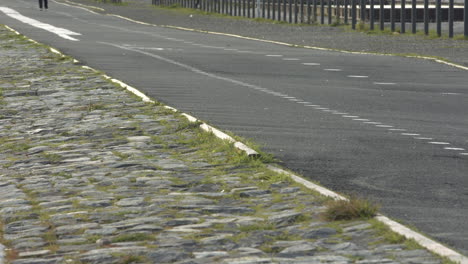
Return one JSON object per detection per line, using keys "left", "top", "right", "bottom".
{"left": 1, "top": 0, "right": 468, "bottom": 257}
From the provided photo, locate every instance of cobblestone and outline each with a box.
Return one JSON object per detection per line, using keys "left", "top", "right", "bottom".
{"left": 0, "top": 26, "right": 450, "bottom": 263}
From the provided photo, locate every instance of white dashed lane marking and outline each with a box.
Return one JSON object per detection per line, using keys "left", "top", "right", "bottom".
{"left": 444, "top": 147, "right": 466, "bottom": 151}
{"left": 429, "top": 142, "right": 451, "bottom": 145}
{"left": 302, "top": 63, "right": 321, "bottom": 66}
{"left": 324, "top": 69, "right": 343, "bottom": 71}
{"left": 266, "top": 54, "right": 283, "bottom": 57}
{"left": 364, "top": 122, "right": 381, "bottom": 124}
{"left": 347, "top": 75, "right": 369, "bottom": 78}
{"left": 374, "top": 82, "right": 397, "bottom": 85}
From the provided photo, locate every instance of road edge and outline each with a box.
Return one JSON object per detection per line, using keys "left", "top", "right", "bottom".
{"left": 2, "top": 20, "right": 468, "bottom": 264}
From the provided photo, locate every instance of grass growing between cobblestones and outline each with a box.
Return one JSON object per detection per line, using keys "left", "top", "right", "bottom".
{"left": 322, "top": 197, "right": 380, "bottom": 221}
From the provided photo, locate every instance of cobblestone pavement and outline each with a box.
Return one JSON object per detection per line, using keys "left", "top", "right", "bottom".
{"left": 0, "top": 27, "right": 454, "bottom": 263}
{"left": 66, "top": 0, "right": 468, "bottom": 68}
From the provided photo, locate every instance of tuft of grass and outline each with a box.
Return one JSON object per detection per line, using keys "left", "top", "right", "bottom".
{"left": 112, "top": 151, "right": 130, "bottom": 160}
{"left": 41, "top": 152, "right": 62, "bottom": 164}
{"left": 111, "top": 233, "right": 155, "bottom": 243}
{"left": 239, "top": 222, "right": 276, "bottom": 232}
{"left": 322, "top": 197, "right": 379, "bottom": 221}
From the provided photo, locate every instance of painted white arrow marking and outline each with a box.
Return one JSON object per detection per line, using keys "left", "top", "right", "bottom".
{"left": 0, "top": 7, "right": 81, "bottom": 41}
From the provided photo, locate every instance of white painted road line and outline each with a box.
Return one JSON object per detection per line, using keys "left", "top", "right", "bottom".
{"left": 441, "top": 92, "right": 461, "bottom": 95}
{"left": 347, "top": 75, "right": 369, "bottom": 78}
{"left": 282, "top": 58, "right": 300, "bottom": 61}
{"left": 0, "top": 7, "right": 81, "bottom": 41}
{"left": 444, "top": 147, "right": 465, "bottom": 151}
{"left": 266, "top": 54, "right": 283, "bottom": 57}
{"left": 414, "top": 137, "right": 434, "bottom": 140}
{"left": 364, "top": 121, "right": 381, "bottom": 124}
{"left": 429, "top": 142, "right": 451, "bottom": 145}
{"left": 376, "top": 125, "right": 394, "bottom": 128}
{"left": 302, "top": 63, "right": 321, "bottom": 66}
{"left": 324, "top": 68, "right": 343, "bottom": 71}
{"left": 374, "top": 82, "right": 397, "bottom": 85}
{"left": 401, "top": 133, "right": 420, "bottom": 136}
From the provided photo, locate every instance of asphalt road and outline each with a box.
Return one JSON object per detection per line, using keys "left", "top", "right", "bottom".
{"left": 1, "top": 0, "right": 467, "bottom": 255}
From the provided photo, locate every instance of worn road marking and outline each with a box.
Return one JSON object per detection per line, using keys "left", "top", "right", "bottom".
{"left": 401, "top": 133, "right": 421, "bottom": 136}
{"left": 0, "top": 7, "right": 81, "bottom": 41}
{"left": 374, "top": 82, "right": 397, "bottom": 85}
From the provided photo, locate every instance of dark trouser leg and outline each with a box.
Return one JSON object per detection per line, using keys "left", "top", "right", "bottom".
{"left": 44, "top": 0, "right": 48, "bottom": 9}
{"left": 39, "top": 0, "right": 43, "bottom": 8}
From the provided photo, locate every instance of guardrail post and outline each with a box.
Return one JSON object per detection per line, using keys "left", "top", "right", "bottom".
{"left": 313, "top": 0, "right": 317, "bottom": 21}
{"left": 321, "top": 0, "right": 325, "bottom": 23}
{"left": 449, "top": 0, "right": 454, "bottom": 37}
{"left": 401, "top": 0, "right": 405, "bottom": 33}
{"left": 352, "top": 0, "right": 356, "bottom": 28}
{"left": 436, "top": 0, "right": 441, "bottom": 36}
{"left": 344, "top": 0, "right": 348, "bottom": 24}
{"left": 290, "top": 0, "right": 294, "bottom": 23}
{"left": 465, "top": 0, "right": 468, "bottom": 37}
{"left": 424, "top": 0, "right": 429, "bottom": 35}
{"left": 411, "top": 0, "right": 416, "bottom": 33}
{"left": 273, "top": 0, "right": 276, "bottom": 20}
{"left": 360, "top": 0, "right": 365, "bottom": 21}
{"left": 370, "top": 0, "right": 375, "bottom": 30}
{"left": 379, "top": 0, "right": 384, "bottom": 30}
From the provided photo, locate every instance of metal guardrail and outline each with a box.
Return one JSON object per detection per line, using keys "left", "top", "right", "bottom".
{"left": 152, "top": 0, "right": 468, "bottom": 37}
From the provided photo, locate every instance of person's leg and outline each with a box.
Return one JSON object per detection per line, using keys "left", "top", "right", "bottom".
{"left": 39, "top": 0, "right": 43, "bottom": 9}
{"left": 44, "top": 0, "right": 48, "bottom": 9}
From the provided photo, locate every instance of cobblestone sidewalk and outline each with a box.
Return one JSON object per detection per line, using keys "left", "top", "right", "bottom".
{"left": 0, "top": 26, "right": 451, "bottom": 264}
